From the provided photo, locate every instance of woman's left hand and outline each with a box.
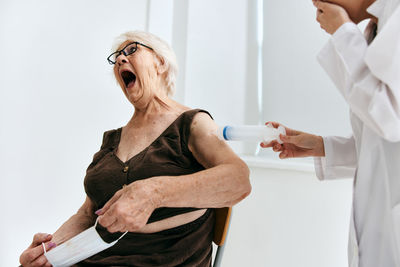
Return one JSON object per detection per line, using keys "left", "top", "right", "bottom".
{"left": 312, "top": 0, "right": 352, "bottom": 34}
{"left": 96, "top": 180, "right": 161, "bottom": 233}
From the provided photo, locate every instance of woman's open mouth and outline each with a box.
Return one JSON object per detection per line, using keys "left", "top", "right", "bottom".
{"left": 120, "top": 70, "right": 136, "bottom": 89}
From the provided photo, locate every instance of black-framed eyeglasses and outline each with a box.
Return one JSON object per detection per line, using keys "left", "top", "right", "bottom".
{"left": 107, "top": 42, "right": 154, "bottom": 65}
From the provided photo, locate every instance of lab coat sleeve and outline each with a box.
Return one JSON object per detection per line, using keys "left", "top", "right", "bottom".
{"left": 317, "top": 22, "right": 400, "bottom": 142}
{"left": 314, "top": 135, "right": 357, "bottom": 180}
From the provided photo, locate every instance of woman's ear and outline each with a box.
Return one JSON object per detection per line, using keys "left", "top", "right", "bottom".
{"left": 155, "top": 55, "right": 167, "bottom": 75}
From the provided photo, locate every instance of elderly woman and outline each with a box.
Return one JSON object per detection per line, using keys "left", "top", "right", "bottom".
{"left": 19, "top": 31, "right": 251, "bottom": 267}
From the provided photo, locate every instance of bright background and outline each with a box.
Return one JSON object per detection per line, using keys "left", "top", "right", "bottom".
{"left": 0, "top": 0, "right": 358, "bottom": 266}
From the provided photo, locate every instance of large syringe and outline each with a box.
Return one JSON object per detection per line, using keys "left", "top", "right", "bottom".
{"left": 218, "top": 124, "right": 286, "bottom": 144}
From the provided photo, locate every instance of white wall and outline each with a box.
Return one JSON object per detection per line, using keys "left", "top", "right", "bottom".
{"left": 261, "top": 0, "right": 352, "bottom": 137}
{"left": 183, "top": 0, "right": 248, "bottom": 155}
{"left": 0, "top": 0, "right": 353, "bottom": 266}
{"left": 222, "top": 161, "right": 352, "bottom": 267}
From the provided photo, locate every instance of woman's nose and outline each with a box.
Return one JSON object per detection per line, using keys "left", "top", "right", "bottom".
{"left": 116, "top": 54, "right": 128, "bottom": 65}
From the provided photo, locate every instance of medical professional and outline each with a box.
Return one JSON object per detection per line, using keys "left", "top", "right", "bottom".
{"left": 261, "top": 0, "right": 400, "bottom": 266}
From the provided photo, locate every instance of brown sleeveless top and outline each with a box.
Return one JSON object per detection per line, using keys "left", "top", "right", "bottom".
{"left": 79, "top": 109, "right": 215, "bottom": 267}
{"left": 84, "top": 109, "right": 211, "bottom": 222}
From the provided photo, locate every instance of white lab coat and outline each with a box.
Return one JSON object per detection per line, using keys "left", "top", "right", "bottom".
{"left": 313, "top": 1, "right": 400, "bottom": 266}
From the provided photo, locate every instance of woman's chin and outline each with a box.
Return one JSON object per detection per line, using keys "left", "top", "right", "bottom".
{"left": 127, "top": 92, "right": 144, "bottom": 105}
{"left": 126, "top": 86, "right": 142, "bottom": 101}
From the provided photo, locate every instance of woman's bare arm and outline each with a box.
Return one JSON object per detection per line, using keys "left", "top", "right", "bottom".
{"left": 51, "top": 196, "right": 96, "bottom": 245}
{"left": 157, "top": 111, "right": 251, "bottom": 207}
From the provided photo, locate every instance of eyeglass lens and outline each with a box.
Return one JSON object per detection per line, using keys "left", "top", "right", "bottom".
{"left": 110, "top": 43, "right": 138, "bottom": 63}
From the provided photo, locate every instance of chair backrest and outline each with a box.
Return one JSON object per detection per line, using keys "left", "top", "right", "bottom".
{"left": 213, "top": 207, "right": 232, "bottom": 246}
{"left": 212, "top": 207, "right": 232, "bottom": 267}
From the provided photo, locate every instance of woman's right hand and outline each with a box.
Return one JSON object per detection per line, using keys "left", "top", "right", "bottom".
{"left": 19, "top": 233, "right": 56, "bottom": 267}
{"left": 260, "top": 122, "right": 325, "bottom": 159}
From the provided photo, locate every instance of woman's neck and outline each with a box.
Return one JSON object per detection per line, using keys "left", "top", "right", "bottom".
{"left": 128, "top": 96, "right": 185, "bottom": 128}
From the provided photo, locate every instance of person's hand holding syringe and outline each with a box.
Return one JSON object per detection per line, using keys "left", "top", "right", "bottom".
{"left": 217, "top": 122, "right": 325, "bottom": 159}
{"left": 260, "top": 122, "right": 325, "bottom": 159}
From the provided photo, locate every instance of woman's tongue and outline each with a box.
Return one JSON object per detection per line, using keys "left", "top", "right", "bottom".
{"left": 127, "top": 79, "right": 135, "bottom": 89}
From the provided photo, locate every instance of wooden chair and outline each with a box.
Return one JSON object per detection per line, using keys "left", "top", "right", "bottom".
{"left": 212, "top": 207, "right": 232, "bottom": 267}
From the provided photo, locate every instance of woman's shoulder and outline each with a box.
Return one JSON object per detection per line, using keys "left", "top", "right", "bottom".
{"left": 100, "top": 127, "right": 122, "bottom": 150}
{"left": 180, "top": 108, "right": 213, "bottom": 124}
{"left": 177, "top": 109, "right": 214, "bottom": 145}
{"left": 178, "top": 108, "right": 213, "bottom": 133}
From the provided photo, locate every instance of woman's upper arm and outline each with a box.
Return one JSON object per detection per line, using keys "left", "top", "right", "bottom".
{"left": 187, "top": 112, "right": 245, "bottom": 168}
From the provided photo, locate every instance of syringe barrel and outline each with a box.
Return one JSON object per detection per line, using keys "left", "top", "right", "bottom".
{"left": 221, "top": 125, "right": 286, "bottom": 143}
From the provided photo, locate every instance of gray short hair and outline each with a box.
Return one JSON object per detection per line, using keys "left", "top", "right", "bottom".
{"left": 112, "top": 31, "right": 178, "bottom": 96}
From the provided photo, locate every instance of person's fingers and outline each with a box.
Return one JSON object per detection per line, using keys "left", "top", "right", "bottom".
{"left": 260, "top": 142, "right": 269, "bottom": 148}
{"left": 260, "top": 142, "right": 267, "bottom": 148}
{"left": 96, "top": 190, "right": 123, "bottom": 215}
{"left": 279, "top": 151, "right": 288, "bottom": 159}
{"left": 273, "top": 143, "right": 282, "bottom": 152}
{"left": 106, "top": 217, "right": 125, "bottom": 233}
{"left": 22, "top": 242, "right": 56, "bottom": 265}
{"left": 279, "top": 134, "right": 301, "bottom": 145}
{"left": 316, "top": 7, "right": 324, "bottom": 22}
{"left": 315, "top": 0, "right": 329, "bottom": 10}
{"left": 265, "top": 121, "right": 281, "bottom": 129}
{"left": 31, "top": 233, "right": 52, "bottom": 248}
{"left": 30, "top": 254, "right": 50, "bottom": 267}
{"left": 282, "top": 146, "right": 315, "bottom": 159}
{"left": 98, "top": 207, "right": 118, "bottom": 228}
{"left": 99, "top": 214, "right": 117, "bottom": 229}
{"left": 260, "top": 140, "right": 278, "bottom": 148}
{"left": 284, "top": 126, "right": 303, "bottom": 136}
{"left": 265, "top": 121, "right": 301, "bottom": 137}
{"left": 279, "top": 147, "right": 301, "bottom": 159}
{"left": 317, "top": 17, "right": 322, "bottom": 26}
